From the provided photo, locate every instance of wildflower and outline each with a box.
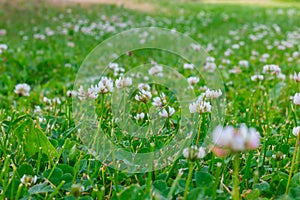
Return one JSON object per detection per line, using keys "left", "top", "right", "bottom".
{"left": 183, "top": 146, "right": 206, "bottom": 161}
{"left": 189, "top": 99, "right": 211, "bottom": 114}
{"left": 34, "top": 106, "right": 42, "bottom": 114}
{"left": 229, "top": 67, "right": 241, "bottom": 74}
{"left": 98, "top": 77, "right": 114, "bottom": 93}
{"left": 115, "top": 77, "right": 132, "bottom": 89}
{"left": 200, "top": 89, "right": 222, "bottom": 100}
{"left": 138, "top": 83, "right": 151, "bottom": 91}
{"left": 77, "top": 86, "right": 86, "bottom": 100}
{"left": 187, "top": 77, "right": 200, "bottom": 85}
{"left": 152, "top": 93, "right": 167, "bottom": 108}
{"left": 206, "top": 57, "right": 215, "bottom": 63}
{"left": 66, "top": 90, "right": 77, "bottom": 98}
{"left": 183, "top": 63, "right": 194, "bottom": 70}
{"left": 21, "top": 175, "right": 37, "bottom": 187}
{"left": 0, "top": 44, "right": 8, "bottom": 53}
{"left": 159, "top": 106, "right": 175, "bottom": 118}
{"left": 239, "top": 60, "right": 249, "bottom": 68}
{"left": 292, "top": 72, "right": 300, "bottom": 82}
{"left": 67, "top": 41, "right": 75, "bottom": 48}
{"left": 87, "top": 85, "right": 99, "bottom": 99}
{"left": 0, "top": 29, "right": 6, "bottom": 36}
{"left": 109, "top": 62, "right": 119, "bottom": 70}
{"left": 149, "top": 65, "right": 163, "bottom": 76}
{"left": 292, "top": 126, "right": 300, "bottom": 137}
{"left": 203, "top": 62, "right": 216, "bottom": 72}
{"left": 135, "top": 89, "right": 152, "bottom": 103}
{"left": 293, "top": 93, "right": 300, "bottom": 105}
{"left": 212, "top": 124, "right": 260, "bottom": 157}
{"left": 14, "top": 83, "right": 31, "bottom": 96}
{"left": 262, "top": 64, "right": 281, "bottom": 75}
{"left": 53, "top": 97, "right": 61, "bottom": 105}
{"left": 251, "top": 74, "right": 264, "bottom": 81}
{"left": 134, "top": 112, "right": 145, "bottom": 121}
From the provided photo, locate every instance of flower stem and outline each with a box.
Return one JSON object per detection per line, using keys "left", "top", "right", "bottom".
{"left": 286, "top": 133, "right": 299, "bottom": 194}
{"left": 196, "top": 115, "right": 203, "bottom": 147}
{"left": 232, "top": 154, "right": 240, "bottom": 200}
{"left": 183, "top": 162, "right": 194, "bottom": 200}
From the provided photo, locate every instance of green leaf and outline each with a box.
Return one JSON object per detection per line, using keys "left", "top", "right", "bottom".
{"left": 28, "top": 182, "right": 54, "bottom": 194}
{"left": 115, "top": 185, "right": 143, "bottom": 199}
{"left": 57, "top": 164, "right": 75, "bottom": 175}
{"left": 78, "top": 196, "right": 93, "bottom": 200}
{"left": 43, "top": 168, "right": 63, "bottom": 186}
{"left": 245, "top": 189, "right": 260, "bottom": 200}
{"left": 14, "top": 119, "right": 58, "bottom": 158}
{"left": 60, "top": 173, "right": 73, "bottom": 190}
{"left": 195, "top": 171, "right": 214, "bottom": 188}
{"left": 290, "top": 172, "right": 300, "bottom": 188}
{"left": 187, "top": 188, "right": 204, "bottom": 200}
{"left": 289, "top": 186, "right": 300, "bottom": 200}
{"left": 152, "top": 180, "right": 170, "bottom": 198}
{"left": 18, "top": 163, "right": 34, "bottom": 177}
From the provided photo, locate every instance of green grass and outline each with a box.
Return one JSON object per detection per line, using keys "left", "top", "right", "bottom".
{"left": 0, "top": 1, "right": 300, "bottom": 199}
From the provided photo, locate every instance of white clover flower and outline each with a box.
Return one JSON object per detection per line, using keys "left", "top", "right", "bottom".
{"left": 187, "top": 77, "right": 200, "bottom": 85}
{"left": 135, "top": 89, "right": 152, "bottom": 103}
{"left": 232, "top": 44, "right": 240, "bottom": 49}
{"left": 183, "top": 146, "right": 206, "bottom": 161}
{"left": 292, "top": 126, "right": 300, "bottom": 137}
{"left": 149, "top": 65, "right": 163, "bottom": 76}
{"left": 66, "top": 90, "right": 77, "bottom": 98}
{"left": 212, "top": 125, "right": 234, "bottom": 147}
{"left": 159, "top": 106, "right": 175, "bottom": 118}
{"left": 276, "top": 73, "right": 286, "bottom": 80}
{"left": 43, "top": 97, "right": 52, "bottom": 104}
{"left": 183, "top": 63, "right": 194, "bottom": 70}
{"left": 212, "top": 124, "right": 260, "bottom": 153}
{"left": 14, "top": 83, "right": 31, "bottom": 97}
{"left": 197, "top": 147, "right": 206, "bottom": 159}
{"left": 109, "top": 62, "right": 119, "bottom": 70}
{"left": 229, "top": 67, "right": 241, "bottom": 74}
{"left": 53, "top": 97, "right": 61, "bottom": 105}
{"left": 189, "top": 99, "right": 211, "bottom": 114}
{"left": 251, "top": 74, "right": 264, "bottom": 81}
{"left": 0, "top": 44, "right": 8, "bottom": 54}
{"left": 134, "top": 112, "right": 145, "bottom": 121}
{"left": 224, "top": 49, "right": 232, "bottom": 56}
{"left": 115, "top": 77, "right": 132, "bottom": 89}
{"left": 21, "top": 175, "right": 38, "bottom": 187}
{"left": 0, "top": 29, "right": 6, "bottom": 36}
{"left": 239, "top": 60, "right": 249, "bottom": 68}
{"left": 204, "top": 62, "right": 216, "bottom": 72}
{"left": 292, "top": 72, "right": 300, "bottom": 82}
{"left": 138, "top": 83, "right": 151, "bottom": 91}
{"left": 77, "top": 86, "right": 87, "bottom": 100}
{"left": 34, "top": 106, "right": 42, "bottom": 114}
{"left": 206, "top": 57, "right": 215, "bottom": 63}
{"left": 292, "top": 51, "right": 299, "bottom": 58}
{"left": 87, "top": 85, "right": 99, "bottom": 99}
{"left": 262, "top": 64, "right": 281, "bottom": 75}
{"left": 98, "top": 77, "right": 114, "bottom": 94}
{"left": 293, "top": 93, "right": 300, "bottom": 105}
{"left": 202, "top": 89, "right": 222, "bottom": 100}
{"left": 152, "top": 93, "right": 167, "bottom": 108}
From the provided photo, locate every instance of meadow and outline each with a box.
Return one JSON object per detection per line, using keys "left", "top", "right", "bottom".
{"left": 0, "top": 0, "right": 300, "bottom": 199}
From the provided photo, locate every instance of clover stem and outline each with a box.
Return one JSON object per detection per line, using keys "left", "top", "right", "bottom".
{"left": 232, "top": 154, "right": 240, "bottom": 200}
{"left": 196, "top": 115, "right": 203, "bottom": 147}
{"left": 183, "top": 161, "right": 194, "bottom": 200}
{"left": 286, "top": 133, "right": 299, "bottom": 194}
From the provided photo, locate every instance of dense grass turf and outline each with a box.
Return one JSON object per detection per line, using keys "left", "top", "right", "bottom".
{"left": 0, "top": 0, "right": 300, "bottom": 199}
